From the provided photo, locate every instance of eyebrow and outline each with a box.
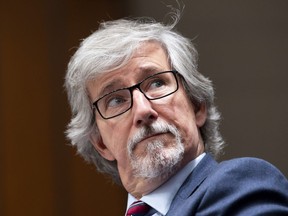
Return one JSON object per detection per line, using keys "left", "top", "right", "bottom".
{"left": 98, "top": 79, "right": 124, "bottom": 98}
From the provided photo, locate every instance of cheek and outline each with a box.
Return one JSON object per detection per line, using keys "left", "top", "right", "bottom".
{"left": 159, "top": 95, "right": 199, "bottom": 142}
{"left": 159, "top": 93, "right": 196, "bottom": 122}
{"left": 97, "top": 119, "right": 130, "bottom": 157}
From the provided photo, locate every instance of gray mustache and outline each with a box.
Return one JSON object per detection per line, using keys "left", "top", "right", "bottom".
{"left": 127, "top": 121, "right": 179, "bottom": 152}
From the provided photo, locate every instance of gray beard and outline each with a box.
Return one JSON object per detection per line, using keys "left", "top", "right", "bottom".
{"left": 127, "top": 121, "right": 184, "bottom": 179}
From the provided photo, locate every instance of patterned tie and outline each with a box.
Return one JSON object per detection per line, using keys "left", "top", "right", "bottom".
{"left": 126, "top": 201, "right": 151, "bottom": 216}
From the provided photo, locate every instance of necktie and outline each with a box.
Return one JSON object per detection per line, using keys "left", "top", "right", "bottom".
{"left": 126, "top": 201, "right": 151, "bottom": 216}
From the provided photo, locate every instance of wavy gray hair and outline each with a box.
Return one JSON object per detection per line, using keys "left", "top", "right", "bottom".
{"left": 65, "top": 14, "right": 225, "bottom": 184}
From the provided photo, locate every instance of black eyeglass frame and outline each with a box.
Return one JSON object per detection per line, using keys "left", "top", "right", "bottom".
{"left": 92, "top": 70, "right": 179, "bottom": 119}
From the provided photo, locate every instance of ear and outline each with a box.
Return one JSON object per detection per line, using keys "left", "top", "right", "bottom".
{"left": 195, "top": 103, "right": 207, "bottom": 127}
{"left": 90, "top": 133, "right": 115, "bottom": 161}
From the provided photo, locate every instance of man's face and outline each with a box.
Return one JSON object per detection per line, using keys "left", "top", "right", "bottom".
{"left": 87, "top": 42, "right": 206, "bottom": 194}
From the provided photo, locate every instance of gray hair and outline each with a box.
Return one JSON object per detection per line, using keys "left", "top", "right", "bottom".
{"left": 65, "top": 14, "right": 225, "bottom": 184}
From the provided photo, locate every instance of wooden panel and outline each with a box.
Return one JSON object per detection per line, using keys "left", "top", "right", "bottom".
{"left": 0, "top": 0, "right": 128, "bottom": 215}
{"left": 0, "top": 2, "right": 54, "bottom": 215}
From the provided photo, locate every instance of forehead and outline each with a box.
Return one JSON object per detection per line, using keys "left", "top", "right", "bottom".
{"left": 87, "top": 42, "right": 170, "bottom": 100}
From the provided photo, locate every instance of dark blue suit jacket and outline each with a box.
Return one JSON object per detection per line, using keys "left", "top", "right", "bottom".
{"left": 166, "top": 154, "right": 288, "bottom": 215}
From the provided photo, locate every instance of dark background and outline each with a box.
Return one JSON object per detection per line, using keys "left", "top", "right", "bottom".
{"left": 1, "top": 0, "right": 287, "bottom": 215}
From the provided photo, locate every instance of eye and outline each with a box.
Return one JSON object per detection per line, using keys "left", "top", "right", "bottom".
{"left": 105, "top": 95, "right": 127, "bottom": 108}
{"left": 101, "top": 89, "right": 131, "bottom": 111}
{"left": 150, "top": 79, "right": 165, "bottom": 89}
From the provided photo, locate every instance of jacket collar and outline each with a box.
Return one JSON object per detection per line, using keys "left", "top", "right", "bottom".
{"left": 176, "top": 153, "right": 218, "bottom": 199}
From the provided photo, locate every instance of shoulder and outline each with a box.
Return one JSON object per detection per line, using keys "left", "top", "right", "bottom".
{"left": 204, "top": 157, "right": 288, "bottom": 197}
{"left": 197, "top": 157, "right": 288, "bottom": 215}
{"left": 217, "top": 157, "right": 284, "bottom": 177}
{"left": 219, "top": 156, "right": 277, "bottom": 168}
{"left": 196, "top": 155, "right": 287, "bottom": 187}
{"left": 167, "top": 156, "right": 288, "bottom": 216}
{"left": 214, "top": 157, "right": 287, "bottom": 184}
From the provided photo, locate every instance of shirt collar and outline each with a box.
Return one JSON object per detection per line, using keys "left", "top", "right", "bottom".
{"left": 126, "top": 153, "right": 206, "bottom": 215}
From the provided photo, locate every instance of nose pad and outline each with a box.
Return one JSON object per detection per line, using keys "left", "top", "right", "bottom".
{"left": 132, "top": 90, "right": 158, "bottom": 127}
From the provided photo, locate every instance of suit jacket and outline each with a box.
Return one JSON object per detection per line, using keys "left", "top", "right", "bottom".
{"left": 166, "top": 154, "right": 288, "bottom": 216}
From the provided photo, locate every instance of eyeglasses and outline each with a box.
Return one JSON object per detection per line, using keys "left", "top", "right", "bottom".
{"left": 92, "top": 70, "right": 179, "bottom": 119}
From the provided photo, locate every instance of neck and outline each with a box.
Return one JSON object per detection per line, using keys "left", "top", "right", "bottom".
{"left": 122, "top": 157, "right": 191, "bottom": 199}
{"left": 125, "top": 173, "right": 172, "bottom": 199}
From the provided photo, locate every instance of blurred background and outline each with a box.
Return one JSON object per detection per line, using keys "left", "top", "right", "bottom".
{"left": 1, "top": 0, "right": 287, "bottom": 215}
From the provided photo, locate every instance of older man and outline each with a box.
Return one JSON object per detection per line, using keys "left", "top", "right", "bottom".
{"left": 65, "top": 14, "right": 288, "bottom": 215}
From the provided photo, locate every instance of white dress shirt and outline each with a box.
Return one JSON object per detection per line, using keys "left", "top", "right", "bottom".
{"left": 125, "top": 153, "right": 206, "bottom": 215}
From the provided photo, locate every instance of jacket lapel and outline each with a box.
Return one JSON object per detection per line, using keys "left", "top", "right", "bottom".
{"left": 175, "top": 153, "right": 218, "bottom": 199}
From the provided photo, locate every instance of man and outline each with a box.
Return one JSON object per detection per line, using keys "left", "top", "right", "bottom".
{"left": 65, "top": 14, "right": 288, "bottom": 215}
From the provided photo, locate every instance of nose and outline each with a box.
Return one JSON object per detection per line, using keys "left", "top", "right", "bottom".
{"left": 132, "top": 89, "right": 158, "bottom": 127}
